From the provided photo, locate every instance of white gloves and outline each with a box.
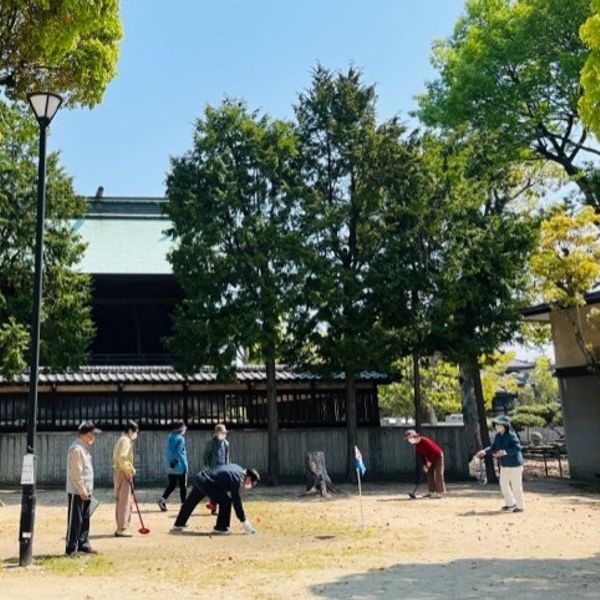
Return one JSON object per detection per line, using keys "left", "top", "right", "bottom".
{"left": 242, "top": 519, "right": 256, "bottom": 535}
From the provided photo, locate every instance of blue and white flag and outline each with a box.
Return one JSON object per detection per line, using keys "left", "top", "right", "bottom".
{"left": 354, "top": 445, "right": 366, "bottom": 476}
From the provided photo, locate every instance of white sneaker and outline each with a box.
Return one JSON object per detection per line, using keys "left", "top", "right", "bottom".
{"left": 114, "top": 530, "right": 133, "bottom": 537}
{"left": 170, "top": 525, "right": 187, "bottom": 532}
{"left": 212, "top": 527, "right": 230, "bottom": 535}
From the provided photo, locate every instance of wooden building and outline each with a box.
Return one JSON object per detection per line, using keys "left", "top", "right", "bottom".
{"left": 523, "top": 293, "right": 600, "bottom": 481}
{"left": 0, "top": 197, "right": 385, "bottom": 433}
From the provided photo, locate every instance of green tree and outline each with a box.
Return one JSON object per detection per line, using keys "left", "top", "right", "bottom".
{"left": 419, "top": 0, "right": 600, "bottom": 210}
{"left": 530, "top": 206, "right": 600, "bottom": 371}
{"left": 580, "top": 0, "right": 600, "bottom": 138}
{"left": 481, "top": 351, "right": 519, "bottom": 409}
{"left": 165, "top": 100, "right": 301, "bottom": 484}
{"left": 431, "top": 137, "right": 540, "bottom": 479}
{"left": 290, "top": 66, "right": 391, "bottom": 479}
{"left": 0, "top": 102, "right": 94, "bottom": 378}
{"left": 510, "top": 402, "right": 563, "bottom": 434}
{"left": 0, "top": 0, "right": 122, "bottom": 107}
{"left": 379, "top": 356, "right": 462, "bottom": 422}
{"left": 374, "top": 131, "right": 466, "bottom": 430}
{"left": 517, "top": 356, "right": 559, "bottom": 405}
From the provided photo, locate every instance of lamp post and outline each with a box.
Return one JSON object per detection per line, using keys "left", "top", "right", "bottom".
{"left": 18, "top": 92, "right": 63, "bottom": 567}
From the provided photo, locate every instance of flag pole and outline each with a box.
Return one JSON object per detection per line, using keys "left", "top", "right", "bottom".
{"left": 356, "top": 468, "right": 366, "bottom": 531}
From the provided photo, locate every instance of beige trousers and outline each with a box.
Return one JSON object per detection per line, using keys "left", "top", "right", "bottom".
{"left": 113, "top": 470, "right": 132, "bottom": 531}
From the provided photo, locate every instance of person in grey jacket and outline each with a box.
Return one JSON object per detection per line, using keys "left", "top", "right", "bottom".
{"left": 66, "top": 421, "right": 101, "bottom": 556}
{"left": 477, "top": 415, "right": 525, "bottom": 513}
{"left": 203, "top": 423, "right": 230, "bottom": 514}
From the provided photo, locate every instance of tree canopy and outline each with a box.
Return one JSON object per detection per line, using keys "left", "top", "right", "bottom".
{"left": 165, "top": 99, "right": 301, "bottom": 483}
{"left": 0, "top": 0, "right": 122, "bottom": 107}
{"left": 0, "top": 102, "right": 93, "bottom": 378}
{"left": 419, "top": 0, "right": 599, "bottom": 210}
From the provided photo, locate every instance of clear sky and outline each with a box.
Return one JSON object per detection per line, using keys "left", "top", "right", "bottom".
{"left": 50, "top": 0, "right": 466, "bottom": 198}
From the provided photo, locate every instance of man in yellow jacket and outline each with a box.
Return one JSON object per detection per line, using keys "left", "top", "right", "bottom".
{"left": 112, "top": 420, "right": 139, "bottom": 537}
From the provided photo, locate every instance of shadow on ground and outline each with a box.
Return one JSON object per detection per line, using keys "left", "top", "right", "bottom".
{"left": 310, "top": 555, "right": 600, "bottom": 600}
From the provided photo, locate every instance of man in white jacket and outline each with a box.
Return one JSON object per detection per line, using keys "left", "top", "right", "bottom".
{"left": 66, "top": 421, "right": 100, "bottom": 556}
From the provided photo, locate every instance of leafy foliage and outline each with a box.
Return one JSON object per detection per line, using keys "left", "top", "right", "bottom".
{"left": 530, "top": 206, "right": 600, "bottom": 308}
{"left": 480, "top": 351, "right": 519, "bottom": 410}
{"left": 510, "top": 402, "right": 563, "bottom": 432}
{"left": 379, "top": 356, "right": 462, "bottom": 420}
{"left": 0, "top": 102, "right": 93, "bottom": 378}
{"left": 287, "top": 66, "right": 393, "bottom": 377}
{"left": 517, "top": 356, "right": 559, "bottom": 405}
{"left": 165, "top": 99, "right": 301, "bottom": 377}
{"left": 0, "top": 0, "right": 123, "bottom": 107}
{"left": 419, "top": 0, "right": 600, "bottom": 210}
{"left": 580, "top": 0, "right": 600, "bottom": 138}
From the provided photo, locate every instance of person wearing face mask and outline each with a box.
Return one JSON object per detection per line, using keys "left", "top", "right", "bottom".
{"left": 404, "top": 430, "right": 446, "bottom": 498}
{"left": 112, "top": 420, "right": 139, "bottom": 537}
{"left": 202, "top": 423, "right": 230, "bottom": 514}
{"left": 172, "top": 464, "right": 260, "bottom": 534}
{"left": 477, "top": 415, "right": 525, "bottom": 513}
{"left": 157, "top": 420, "right": 189, "bottom": 511}
{"left": 66, "top": 421, "right": 101, "bottom": 557}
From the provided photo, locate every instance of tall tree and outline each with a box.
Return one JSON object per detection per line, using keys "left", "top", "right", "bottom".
{"left": 418, "top": 0, "right": 600, "bottom": 210}
{"left": 374, "top": 132, "right": 464, "bottom": 432}
{"left": 433, "top": 142, "right": 540, "bottom": 479}
{"left": 0, "top": 103, "right": 93, "bottom": 378}
{"left": 165, "top": 100, "right": 301, "bottom": 485}
{"left": 0, "top": 0, "right": 122, "bottom": 107}
{"left": 290, "top": 66, "right": 390, "bottom": 480}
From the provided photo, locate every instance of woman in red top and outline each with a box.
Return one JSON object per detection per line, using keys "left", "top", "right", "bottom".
{"left": 405, "top": 430, "right": 446, "bottom": 497}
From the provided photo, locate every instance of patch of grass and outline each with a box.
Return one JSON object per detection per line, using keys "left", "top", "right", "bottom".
{"left": 38, "top": 554, "right": 117, "bottom": 577}
{"left": 245, "top": 500, "right": 358, "bottom": 537}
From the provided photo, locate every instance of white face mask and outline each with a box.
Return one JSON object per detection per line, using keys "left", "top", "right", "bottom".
{"left": 244, "top": 482, "right": 253, "bottom": 490}
{"left": 129, "top": 431, "right": 138, "bottom": 441}
{"left": 495, "top": 425, "right": 505, "bottom": 434}
{"left": 217, "top": 433, "right": 226, "bottom": 441}
{"left": 408, "top": 438, "right": 418, "bottom": 445}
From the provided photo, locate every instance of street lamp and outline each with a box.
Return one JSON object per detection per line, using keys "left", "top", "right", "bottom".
{"left": 18, "top": 91, "right": 63, "bottom": 567}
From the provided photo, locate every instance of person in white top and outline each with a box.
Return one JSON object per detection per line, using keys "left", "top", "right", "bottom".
{"left": 66, "top": 421, "right": 101, "bottom": 556}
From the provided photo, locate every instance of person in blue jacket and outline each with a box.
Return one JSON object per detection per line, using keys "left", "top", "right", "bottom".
{"left": 477, "top": 415, "right": 525, "bottom": 513}
{"left": 172, "top": 463, "right": 260, "bottom": 534}
{"left": 157, "top": 420, "right": 188, "bottom": 511}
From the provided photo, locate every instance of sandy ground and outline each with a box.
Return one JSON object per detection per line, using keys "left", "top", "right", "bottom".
{"left": 0, "top": 478, "right": 599, "bottom": 600}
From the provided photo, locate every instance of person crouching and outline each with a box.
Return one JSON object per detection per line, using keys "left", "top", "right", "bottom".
{"left": 172, "top": 464, "right": 259, "bottom": 535}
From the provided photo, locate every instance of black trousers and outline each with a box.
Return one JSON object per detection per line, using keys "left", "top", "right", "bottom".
{"left": 162, "top": 473, "right": 187, "bottom": 503}
{"left": 174, "top": 484, "right": 232, "bottom": 530}
{"left": 66, "top": 494, "right": 92, "bottom": 553}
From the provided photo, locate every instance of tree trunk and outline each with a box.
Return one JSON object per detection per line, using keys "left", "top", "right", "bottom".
{"left": 471, "top": 361, "right": 497, "bottom": 483}
{"left": 412, "top": 349, "right": 423, "bottom": 482}
{"left": 266, "top": 358, "right": 279, "bottom": 485}
{"left": 304, "top": 451, "right": 336, "bottom": 497}
{"left": 413, "top": 350, "right": 422, "bottom": 431}
{"left": 345, "top": 372, "right": 358, "bottom": 482}
{"left": 459, "top": 364, "right": 483, "bottom": 461}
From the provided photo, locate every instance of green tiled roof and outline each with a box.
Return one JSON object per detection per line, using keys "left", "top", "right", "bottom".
{"left": 74, "top": 197, "right": 174, "bottom": 275}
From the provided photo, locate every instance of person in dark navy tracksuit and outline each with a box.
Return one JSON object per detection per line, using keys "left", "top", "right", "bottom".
{"left": 172, "top": 464, "right": 260, "bottom": 534}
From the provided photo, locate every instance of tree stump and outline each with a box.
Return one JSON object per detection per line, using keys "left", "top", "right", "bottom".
{"left": 304, "top": 451, "right": 336, "bottom": 497}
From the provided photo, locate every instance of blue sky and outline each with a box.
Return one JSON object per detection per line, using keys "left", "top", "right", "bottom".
{"left": 52, "top": 0, "right": 465, "bottom": 198}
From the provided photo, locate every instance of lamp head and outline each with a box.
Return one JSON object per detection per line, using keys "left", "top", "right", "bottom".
{"left": 27, "top": 92, "right": 63, "bottom": 125}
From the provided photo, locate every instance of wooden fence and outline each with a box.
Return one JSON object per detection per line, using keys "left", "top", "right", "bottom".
{"left": 0, "top": 425, "right": 468, "bottom": 486}
{"left": 0, "top": 387, "right": 380, "bottom": 432}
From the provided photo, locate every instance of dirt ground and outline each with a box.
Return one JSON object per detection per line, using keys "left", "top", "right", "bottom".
{"left": 1, "top": 478, "right": 599, "bottom": 600}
